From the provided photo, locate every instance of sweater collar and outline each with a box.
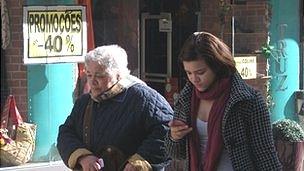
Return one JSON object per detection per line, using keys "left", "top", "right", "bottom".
{"left": 90, "top": 75, "right": 145, "bottom": 103}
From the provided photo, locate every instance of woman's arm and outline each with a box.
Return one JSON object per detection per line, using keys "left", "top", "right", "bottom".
{"left": 164, "top": 130, "right": 188, "bottom": 160}
{"left": 165, "top": 82, "right": 192, "bottom": 160}
{"left": 246, "top": 93, "right": 282, "bottom": 170}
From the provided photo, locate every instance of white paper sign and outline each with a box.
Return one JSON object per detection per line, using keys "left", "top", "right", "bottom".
{"left": 234, "top": 56, "right": 257, "bottom": 79}
{"left": 23, "top": 6, "right": 87, "bottom": 64}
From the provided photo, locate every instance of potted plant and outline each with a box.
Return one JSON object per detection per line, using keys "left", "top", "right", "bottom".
{"left": 272, "top": 119, "right": 304, "bottom": 171}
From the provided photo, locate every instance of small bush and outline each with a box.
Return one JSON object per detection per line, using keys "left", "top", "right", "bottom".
{"left": 272, "top": 119, "right": 304, "bottom": 142}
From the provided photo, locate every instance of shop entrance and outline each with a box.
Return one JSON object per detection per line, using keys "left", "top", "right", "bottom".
{"left": 140, "top": 13, "right": 172, "bottom": 96}
{"left": 140, "top": 9, "right": 199, "bottom": 104}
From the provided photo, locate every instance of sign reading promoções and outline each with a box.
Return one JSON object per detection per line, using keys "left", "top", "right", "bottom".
{"left": 23, "top": 6, "right": 87, "bottom": 64}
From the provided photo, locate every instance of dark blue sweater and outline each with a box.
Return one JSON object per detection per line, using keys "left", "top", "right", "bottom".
{"left": 57, "top": 83, "right": 173, "bottom": 170}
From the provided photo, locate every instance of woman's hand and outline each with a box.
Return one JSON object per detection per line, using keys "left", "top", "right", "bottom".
{"left": 169, "top": 119, "right": 192, "bottom": 141}
{"left": 78, "top": 155, "right": 102, "bottom": 171}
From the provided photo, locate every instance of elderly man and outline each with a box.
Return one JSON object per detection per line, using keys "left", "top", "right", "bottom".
{"left": 57, "top": 45, "right": 173, "bottom": 171}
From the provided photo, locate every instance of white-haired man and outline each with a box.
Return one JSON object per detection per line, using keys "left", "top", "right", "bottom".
{"left": 57, "top": 45, "right": 173, "bottom": 171}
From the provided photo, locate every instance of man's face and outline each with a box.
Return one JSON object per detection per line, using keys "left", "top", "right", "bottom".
{"left": 85, "top": 61, "right": 118, "bottom": 97}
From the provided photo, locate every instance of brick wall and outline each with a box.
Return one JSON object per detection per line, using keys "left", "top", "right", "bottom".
{"left": 2, "top": 0, "right": 28, "bottom": 120}
{"left": 200, "top": 0, "right": 270, "bottom": 98}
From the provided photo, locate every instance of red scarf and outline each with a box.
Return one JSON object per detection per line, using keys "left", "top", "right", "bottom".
{"left": 189, "top": 77, "right": 231, "bottom": 171}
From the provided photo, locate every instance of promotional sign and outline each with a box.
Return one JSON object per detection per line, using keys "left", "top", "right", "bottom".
{"left": 23, "top": 6, "right": 87, "bottom": 64}
{"left": 234, "top": 56, "right": 257, "bottom": 79}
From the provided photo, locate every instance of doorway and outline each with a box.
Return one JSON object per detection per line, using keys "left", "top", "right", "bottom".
{"left": 140, "top": 13, "right": 172, "bottom": 95}
{"left": 139, "top": 0, "right": 200, "bottom": 102}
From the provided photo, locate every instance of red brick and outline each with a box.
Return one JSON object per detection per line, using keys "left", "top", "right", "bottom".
{"left": 8, "top": 0, "right": 23, "bottom": 8}
{"left": 10, "top": 16, "right": 23, "bottom": 24}
{"left": 19, "top": 95, "right": 28, "bottom": 102}
{"left": 11, "top": 26, "right": 22, "bottom": 33}
{"left": 11, "top": 87, "right": 27, "bottom": 96}
{"left": 8, "top": 80, "right": 20, "bottom": 87}
{"left": 10, "top": 8, "right": 23, "bottom": 16}
{"left": 5, "top": 48, "right": 21, "bottom": 56}
{"left": 16, "top": 101, "right": 27, "bottom": 109}
{"left": 6, "top": 72, "right": 13, "bottom": 80}
{"left": 12, "top": 71, "right": 27, "bottom": 79}
{"left": 7, "top": 64, "right": 19, "bottom": 71}
{"left": 11, "top": 34, "right": 23, "bottom": 41}
{"left": 9, "top": 40, "right": 23, "bottom": 48}
{"left": 20, "top": 64, "right": 27, "bottom": 71}
{"left": 10, "top": 56, "right": 23, "bottom": 63}
{"left": 20, "top": 80, "right": 27, "bottom": 87}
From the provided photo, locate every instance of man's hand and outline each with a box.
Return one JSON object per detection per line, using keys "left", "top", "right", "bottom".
{"left": 123, "top": 163, "right": 138, "bottom": 171}
{"left": 78, "top": 155, "right": 102, "bottom": 171}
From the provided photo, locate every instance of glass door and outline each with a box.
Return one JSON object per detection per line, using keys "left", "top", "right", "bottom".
{"left": 140, "top": 13, "right": 172, "bottom": 95}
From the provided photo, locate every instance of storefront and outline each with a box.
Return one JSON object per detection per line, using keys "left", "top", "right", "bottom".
{"left": 0, "top": 0, "right": 303, "bottom": 170}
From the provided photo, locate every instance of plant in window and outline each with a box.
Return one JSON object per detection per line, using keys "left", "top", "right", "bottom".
{"left": 260, "top": 42, "right": 275, "bottom": 110}
{"left": 261, "top": 43, "right": 274, "bottom": 59}
{"left": 218, "top": 0, "right": 231, "bottom": 39}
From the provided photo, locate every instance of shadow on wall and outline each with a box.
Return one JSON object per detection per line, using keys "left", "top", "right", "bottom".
{"left": 27, "top": 65, "right": 49, "bottom": 93}
{"left": 284, "top": 91, "right": 300, "bottom": 121}
{"left": 1, "top": 47, "right": 8, "bottom": 112}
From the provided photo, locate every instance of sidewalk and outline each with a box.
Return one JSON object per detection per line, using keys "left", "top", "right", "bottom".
{"left": 0, "top": 161, "right": 71, "bottom": 171}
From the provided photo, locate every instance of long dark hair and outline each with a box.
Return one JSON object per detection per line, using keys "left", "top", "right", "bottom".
{"left": 179, "top": 31, "right": 236, "bottom": 78}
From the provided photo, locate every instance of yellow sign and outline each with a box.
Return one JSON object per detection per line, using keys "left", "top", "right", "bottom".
{"left": 234, "top": 56, "right": 257, "bottom": 79}
{"left": 23, "top": 6, "right": 87, "bottom": 64}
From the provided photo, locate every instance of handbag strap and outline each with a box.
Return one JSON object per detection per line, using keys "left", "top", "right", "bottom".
{"left": 82, "top": 99, "right": 128, "bottom": 170}
{"left": 1, "top": 95, "right": 23, "bottom": 129}
{"left": 83, "top": 99, "right": 93, "bottom": 146}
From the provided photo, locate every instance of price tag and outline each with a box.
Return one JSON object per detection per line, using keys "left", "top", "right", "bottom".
{"left": 23, "top": 6, "right": 87, "bottom": 64}
{"left": 234, "top": 56, "right": 257, "bottom": 79}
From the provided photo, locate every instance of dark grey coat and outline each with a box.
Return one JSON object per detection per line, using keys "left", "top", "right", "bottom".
{"left": 165, "top": 72, "right": 282, "bottom": 171}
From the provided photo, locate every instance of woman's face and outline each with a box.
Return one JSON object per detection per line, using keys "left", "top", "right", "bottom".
{"left": 85, "top": 61, "right": 118, "bottom": 97}
{"left": 183, "top": 59, "right": 217, "bottom": 92}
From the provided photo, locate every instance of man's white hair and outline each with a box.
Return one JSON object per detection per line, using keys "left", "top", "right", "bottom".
{"left": 85, "top": 45, "right": 130, "bottom": 77}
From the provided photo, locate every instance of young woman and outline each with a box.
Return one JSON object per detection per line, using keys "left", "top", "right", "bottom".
{"left": 165, "top": 32, "right": 282, "bottom": 171}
